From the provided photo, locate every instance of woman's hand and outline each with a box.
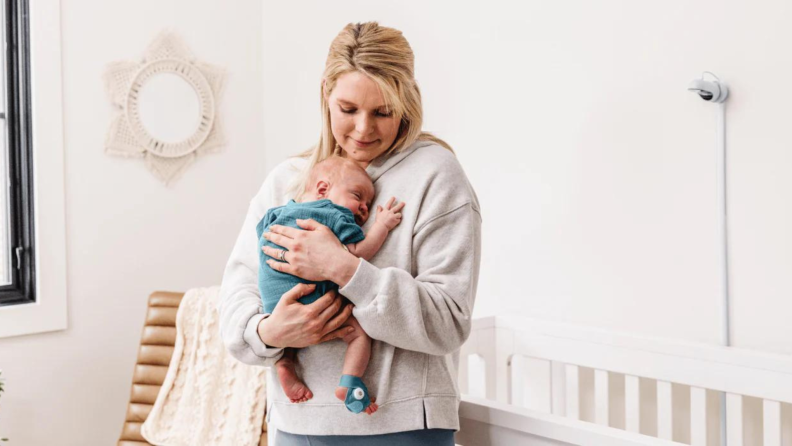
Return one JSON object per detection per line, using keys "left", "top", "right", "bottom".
{"left": 257, "top": 283, "right": 354, "bottom": 348}
{"left": 261, "top": 218, "right": 360, "bottom": 286}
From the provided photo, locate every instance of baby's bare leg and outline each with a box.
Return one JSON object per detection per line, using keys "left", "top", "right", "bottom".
{"left": 335, "top": 316, "right": 378, "bottom": 415}
{"left": 275, "top": 348, "right": 313, "bottom": 403}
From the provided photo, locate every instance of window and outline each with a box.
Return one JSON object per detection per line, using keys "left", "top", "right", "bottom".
{"left": 0, "top": 0, "right": 66, "bottom": 338}
{"left": 0, "top": 0, "right": 35, "bottom": 307}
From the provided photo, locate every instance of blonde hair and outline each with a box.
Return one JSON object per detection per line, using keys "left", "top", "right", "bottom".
{"left": 291, "top": 22, "right": 452, "bottom": 195}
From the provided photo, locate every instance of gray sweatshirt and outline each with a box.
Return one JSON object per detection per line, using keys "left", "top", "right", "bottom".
{"left": 218, "top": 140, "right": 482, "bottom": 435}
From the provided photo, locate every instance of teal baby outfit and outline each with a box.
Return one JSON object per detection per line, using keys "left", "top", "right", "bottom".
{"left": 257, "top": 199, "right": 365, "bottom": 314}
{"left": 257, "top": 199, "right": 373, "bottom": 414}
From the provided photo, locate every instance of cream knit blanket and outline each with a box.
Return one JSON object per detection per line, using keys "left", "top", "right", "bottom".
{"left": 141, "top": 286, "right": 267, "bottom": 446}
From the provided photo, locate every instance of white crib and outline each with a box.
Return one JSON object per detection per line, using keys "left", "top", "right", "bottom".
{"left": 455, "top": 316, "right": 792, "bottom": 446}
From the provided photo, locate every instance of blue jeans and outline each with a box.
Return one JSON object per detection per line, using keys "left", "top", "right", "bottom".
{"left": 276, "top": 428, "right": 456, "bottom": 445}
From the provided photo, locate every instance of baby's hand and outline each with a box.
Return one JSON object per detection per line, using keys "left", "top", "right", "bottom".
{"left": 375, "top": 197, "right": 405, "bottom": 231}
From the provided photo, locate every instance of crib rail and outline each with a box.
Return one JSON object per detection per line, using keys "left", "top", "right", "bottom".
{"left": 458, "top": 316, "right": 792, "bottom": 445}
{"left": 458, "top": 395, "right": 687, "bottom": 446}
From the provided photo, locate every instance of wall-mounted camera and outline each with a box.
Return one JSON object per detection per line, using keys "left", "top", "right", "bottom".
{"left": 688, "top": 73, "right": 728, "bottom": 103}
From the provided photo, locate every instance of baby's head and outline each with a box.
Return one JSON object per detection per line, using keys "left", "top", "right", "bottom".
{"left": 302, "top": 156, "right": 374, "bottom": 226}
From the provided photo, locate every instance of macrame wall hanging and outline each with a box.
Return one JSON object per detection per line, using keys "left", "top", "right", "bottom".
{"left": 103, "top": 32, "right": 226, "bottom": 185}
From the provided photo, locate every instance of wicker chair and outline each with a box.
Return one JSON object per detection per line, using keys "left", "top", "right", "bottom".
{"left": 118, "top": 291, "right": 268, "bottom": 445}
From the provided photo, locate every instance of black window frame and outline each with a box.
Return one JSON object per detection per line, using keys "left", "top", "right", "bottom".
{"left": 0, "top": 0, "right": 34, "bottom": 307}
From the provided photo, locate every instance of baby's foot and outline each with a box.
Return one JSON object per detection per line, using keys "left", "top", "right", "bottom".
{"left": 335, "top": 386, "right": 378, "bottom": 415}
{"left": 277, "top": 361, "right": 313, "bottom": 403}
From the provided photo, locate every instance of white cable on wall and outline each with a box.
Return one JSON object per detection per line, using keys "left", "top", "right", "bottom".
{"left": 687, "top": 71, "right": 729, "bottom": 445}
{"left": 716, "top": 102, "right": 730, "bottom": 348}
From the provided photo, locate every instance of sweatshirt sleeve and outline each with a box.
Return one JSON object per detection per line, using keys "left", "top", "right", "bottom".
{"left": 218, "top": 169, "right": 290, "bottom": 367}
{"left": 339, "top": 202, "right": 482, "bottom": 356}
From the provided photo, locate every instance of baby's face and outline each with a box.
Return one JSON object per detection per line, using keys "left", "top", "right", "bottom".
{"left": 326, "top": 173, "right": 375, "bottom": 226}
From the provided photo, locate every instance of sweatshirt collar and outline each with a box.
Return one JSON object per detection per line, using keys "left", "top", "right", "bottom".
{"left": 365, "top": 139, "right": 435, "bottom": 183}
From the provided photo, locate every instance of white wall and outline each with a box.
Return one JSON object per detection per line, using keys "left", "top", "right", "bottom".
{"left": 0, "top": 1, "right": 264, "bottom": 444}
{"left": 1, "top": 0, "right": 791, "bottom": 444}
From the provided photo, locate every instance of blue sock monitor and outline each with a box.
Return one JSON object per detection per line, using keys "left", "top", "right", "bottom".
{"left": 339, "top": 375, "right": 371, "bottom": 414}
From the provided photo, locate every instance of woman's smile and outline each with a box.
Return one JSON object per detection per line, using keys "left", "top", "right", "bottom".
{"left": 351, "top": 137, "right": 378, "bottom": 148}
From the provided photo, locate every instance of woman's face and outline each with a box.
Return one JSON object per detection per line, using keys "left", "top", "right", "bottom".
{"left": 326, "top": 71, "right": 400, "bottom": 169}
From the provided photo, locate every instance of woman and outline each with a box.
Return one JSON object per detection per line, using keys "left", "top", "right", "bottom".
{"left": 219, "top": 22, "right": 481, "bottom": 445}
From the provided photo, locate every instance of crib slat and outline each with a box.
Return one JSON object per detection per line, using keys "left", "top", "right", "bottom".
{"left": 510, "top": 355, "right": 526, "bottom": 408}
{"left": 690, "top": 386, "right": 707, "bottom": 446}
{"left": 551, "top": 361, "right": 566, "bottom": 417}
{"left": 594, "top": 369, "right": 609, "bottom": 426}
{"left": 625, "top": 375, "right": 640, "bottom": 433}
{"left": 480, "top": 328, "right": 498, "bottom": 401}
{"left": 459, "top": 333, "right": 473, "bottom": 395}
{"left": 762, "top": 399, "right": 781, "bottom": 446}
{"left": 467, "top": 354, "right": 487, "bottom": 399}
{"left": 657, "top": 380, "right": 673, "bottom": 440}
{"left": 459, "top": 359, "right": 469, "bottom": 394}
{"left": 565, "top": 364, "right": 580, "bottom": 420}
{"left": 495, "top": 328, "right": 514, "bottom": 404}
{"left": 726, "top": 393, "right": 743, "bottom": 446}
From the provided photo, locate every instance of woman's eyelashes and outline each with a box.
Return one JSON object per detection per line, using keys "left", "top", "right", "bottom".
{"left": 339, "top": 106, "right": 392, "bottom": 118}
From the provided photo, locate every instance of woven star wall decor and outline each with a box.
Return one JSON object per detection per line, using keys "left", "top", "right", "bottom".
{"left": 103, "top": 32, "right": 226, "bottom": 185}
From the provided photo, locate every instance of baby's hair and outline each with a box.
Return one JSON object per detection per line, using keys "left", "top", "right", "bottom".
{"left": 305, "top": 155, "right": 369, "bottom": 194}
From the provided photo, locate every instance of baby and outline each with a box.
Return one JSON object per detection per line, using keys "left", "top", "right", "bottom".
{"left": 256, "top": 155, "right": 404, "bottom": 415}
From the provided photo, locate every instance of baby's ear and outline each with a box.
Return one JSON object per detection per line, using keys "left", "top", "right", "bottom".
{"left": 317, "top": 180, "right": 329, "bottom": 197}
